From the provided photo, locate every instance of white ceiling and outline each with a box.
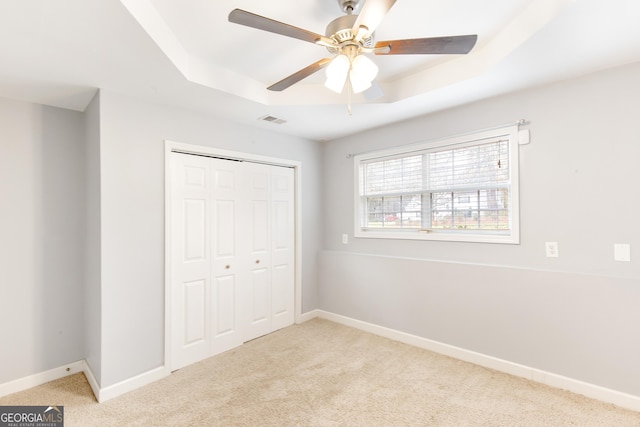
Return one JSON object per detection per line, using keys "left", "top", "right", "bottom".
{"left": 1, "top": 0, "right": 639, "bottom": 141}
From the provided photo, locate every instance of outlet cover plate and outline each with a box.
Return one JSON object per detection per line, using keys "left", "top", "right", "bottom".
{"left": 614, "top": 244, "right": 631, "bottom": 262}
{"left": 545, "top": 242, "right": 559, "bottom": 258}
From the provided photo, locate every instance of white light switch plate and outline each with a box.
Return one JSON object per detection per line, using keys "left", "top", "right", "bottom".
{"left": 342, "top": 234, "right": 349, "bottom": 244}
{"left": 614, "top": 244, "right": 631, "bottom": 262}
{"left": 545, "top": 242, "right": 559, "bottom": 258}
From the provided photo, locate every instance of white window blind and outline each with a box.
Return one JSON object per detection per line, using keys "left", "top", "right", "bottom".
{"left": 355, "top": 125, "right": 520, "bottom": 244}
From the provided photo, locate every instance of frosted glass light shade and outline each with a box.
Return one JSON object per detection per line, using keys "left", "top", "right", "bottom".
{"left": 350, "top": 54, "right": 378, "bottom": 94}
{"left": 325, "top": 54, "right": 350, "bottom": 93}
{"left": 350, "top": 75, "right": 372, "bottom": 93}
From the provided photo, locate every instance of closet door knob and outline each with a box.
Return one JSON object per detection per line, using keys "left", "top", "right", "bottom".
{"left": 225, "top": 265, "right": 230, "bottom": 269}
{"left": 255, "top": 260, "right": 260, "bottom": 264}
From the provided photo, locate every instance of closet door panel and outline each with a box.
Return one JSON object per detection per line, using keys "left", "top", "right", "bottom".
{"left": 213, "top": 275, "right": 236, "bottom": 336}
{"left": 171, "top": 154, "right": 212, "bottom": 370}
{"left": 184, "top": 280, "right": 206, "bottom": 344}
{"left": 243, "top": 163, "right": 273, "bottom": 341}
{"left": 270, "top": 167, "right": 295, "bottom": 330}
{"left": 210, "top": 158, "right": 244, "bottom": 354}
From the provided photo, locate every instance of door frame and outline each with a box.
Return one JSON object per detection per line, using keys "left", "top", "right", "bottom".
{"left": 163, "top": 140, "right": 303, "bottom": 371}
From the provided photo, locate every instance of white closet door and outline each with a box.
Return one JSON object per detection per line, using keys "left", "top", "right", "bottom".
{"left": 270, "top": 166, "right": 295, "bottom": 331}
{"left": 170, "top": 152, "right": 295, "bottom": 369}
{"left": 243, "top": 163, "right": 274, "bottom": 342}
{"left": 170, "top": 153, "right": 212, "bottom": 370}
{"left": 242, "top": 164, "right": 295, "bottom": 340}
{"left": 209, "top": 157, "right": 244, "bottom": 355}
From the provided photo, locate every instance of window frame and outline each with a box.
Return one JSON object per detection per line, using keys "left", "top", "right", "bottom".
{"left": 353, "top": 125, "right": 520, "bottom": 244}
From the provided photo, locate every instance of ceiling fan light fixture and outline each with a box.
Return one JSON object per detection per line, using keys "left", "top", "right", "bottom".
{"left": 350, "top": 54, "right": 378, "bottom": 93}
{"left": 229, "top": 3, "right": 478, "bottom": 98}
{"left": 325, "top": 54, "right": 350, "bottom": 93}
{"left": 350, "top": 75, "right": 372, "bottom": 94}
{"left": 350, "top": 73, "right": 372, "bottom": 94}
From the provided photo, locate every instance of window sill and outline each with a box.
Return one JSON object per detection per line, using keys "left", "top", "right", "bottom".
{"left": 355, "top": 228, "right": 519, "bottom": 244}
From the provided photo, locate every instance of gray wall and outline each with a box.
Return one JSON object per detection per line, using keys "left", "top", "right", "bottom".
{"left": 83, "top": 92, "right": 102, "bottom": 384}
{"left": 2, "top": 61, "right": 639, "bottom": 399}
{"left": 319, "top": 61, "right": 640, "bottom": 396}
{"left": 0, "top": 97, "right": 85, "bottom": 384}
{"left": 97, "top": 91, "right": 323, "bottom": 387}
{"left": 0, "top": 90, "right": 323, "bottom": 390}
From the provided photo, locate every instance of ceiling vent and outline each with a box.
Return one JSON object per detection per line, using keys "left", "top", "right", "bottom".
{"left": 258, "top": 114, "right": 287, "bottom": 125}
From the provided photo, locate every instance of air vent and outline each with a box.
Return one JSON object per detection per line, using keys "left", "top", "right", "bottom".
{"left": 258, "top": 114, "right": 287, "bottom": 125}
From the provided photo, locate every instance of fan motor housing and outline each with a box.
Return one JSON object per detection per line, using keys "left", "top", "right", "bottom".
{"left": 325, "top": 14, "right": 373, "bottom": 54}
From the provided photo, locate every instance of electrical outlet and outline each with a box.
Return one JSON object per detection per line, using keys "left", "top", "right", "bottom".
{"left": 545, "top": 242, "right": 559, "bottom": 258}
{"left": 614, "top": 244, "right": 631, "bottom": 262}
{"left": 342, "top": 234, "right": 349, "bottom": 244}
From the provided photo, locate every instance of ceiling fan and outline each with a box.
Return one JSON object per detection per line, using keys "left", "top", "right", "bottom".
{"left": 228, "top": 0, "right": 478, "bottom": 95}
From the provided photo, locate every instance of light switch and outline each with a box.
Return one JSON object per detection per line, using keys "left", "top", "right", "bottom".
{"left": 545, "top": 242, "right": 559, "bottom": 258}
{"left": 342, "top": 234, "right": 349, "bottom": 244}
{"left": 614, "top": 244, "right": 631, "bottom": 262}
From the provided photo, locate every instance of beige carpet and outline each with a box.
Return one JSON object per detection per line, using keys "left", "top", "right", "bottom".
{"left": 2, "top": 318, "right": 639, "bottom": 426}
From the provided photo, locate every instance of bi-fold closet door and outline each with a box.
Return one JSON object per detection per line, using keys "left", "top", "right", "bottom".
{"left": 170, "top": 152, "right": 295, "bottom": 370}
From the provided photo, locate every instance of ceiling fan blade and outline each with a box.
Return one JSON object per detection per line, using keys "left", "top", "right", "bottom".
{"left": 268, "top": 58, "right": 332, "bottom": 91}
{"left": 374, "top": 35, "right": 478, "bottom": 55}
{"left": 352, "top": 0, "right": 397, "bottom": 41}
{"left": 229, "top": 9, "right": 333, "bottom": 46}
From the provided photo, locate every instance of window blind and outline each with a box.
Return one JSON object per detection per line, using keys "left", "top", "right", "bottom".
{"left": 357, "top": 131, "right": 518, "bottom": 242}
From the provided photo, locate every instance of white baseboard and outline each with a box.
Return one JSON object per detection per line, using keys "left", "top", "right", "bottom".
{"left": 3, "top": 314, "right": 638, "bottom": 412}
{"left": 96, "top": 366, "right": 169, "bottom": 403}
{"left": 297, "top": 309, "right": 320, "bottom": 324}
{"left": 0, "top": 361, "right": 169, "bottom": 404}
{"left": 82, "top": 362, "right": 100, "bottom": 402}
{"left": 0, "top": 360, "right": 86, "bottom": 399}
{"left": 315, "top": 310, "right": 640, "bottom": 413}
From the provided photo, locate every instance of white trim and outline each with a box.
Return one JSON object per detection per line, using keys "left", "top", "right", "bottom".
{"left": 4, "top": 311, "right": 638, "bottom": 411}
{"left": 163, "top": 140, "right": 303, "bottom": 371}
{"left": 164, "top": 141, "right": 173, "bottom": 373}
{"left": 0, "top": 361, "right": 169, "bottom": 404}
{"left": 0, "top": 360, "right": 85, "bottom": 399}
{"left": 96, "top": 366, "right": 169, "bottom": 403}
{"left": 314, "top": 310, "right": 640, "bottom": 413}
{"left": 351, "top": 123, "right": 521, "bottom": 160}
{"left": 353, "top": 124, "right": 520, "bottom": 245}
{"left": 293, "top": 163, "right": 303, "bottom": 325}
{"left": 82, "top": 362, "right": 100, "bottom": 402}
{"left": 296, "top": 309, "right": 321, "bottom": 324}
{"left": 166, "top": 141, "right": 298, "bottom": 168}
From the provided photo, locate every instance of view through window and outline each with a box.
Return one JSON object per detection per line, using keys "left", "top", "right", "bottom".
{"left": 355, "top": 125, "right": 520, "bottom": 243}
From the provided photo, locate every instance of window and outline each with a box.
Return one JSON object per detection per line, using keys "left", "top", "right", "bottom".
{"left": 354, "top": 125, "right": 520, "bottom": 244}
